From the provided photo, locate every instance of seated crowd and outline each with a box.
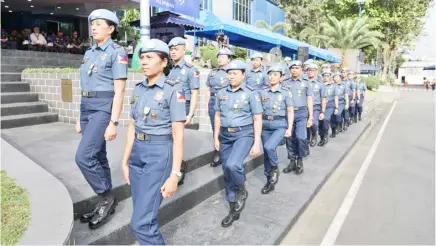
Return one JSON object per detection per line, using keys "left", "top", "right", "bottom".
{"left": 1, "top": 26, "right": 90, "bottom": 54}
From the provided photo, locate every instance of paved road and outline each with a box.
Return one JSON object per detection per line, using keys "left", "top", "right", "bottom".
{"left": 282, "top": 91, "right": 435, "bottom": 245}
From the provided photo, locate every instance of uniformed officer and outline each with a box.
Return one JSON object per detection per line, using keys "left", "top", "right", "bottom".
{"left": 121, "top": 39, "right": 186, "bottom": 245}
{"left": 330, "top": 72, "right": 349, "bottom": 138}
{"left": 340, "top": 69, "right": 351, "bottom": 130}
{"left": 168, "top": 37, "right": 200, "bottom": 185}
{"left": 206, "top": 48, "right": 233, "bottom": 167}
{"left": 347, "top": 71, "right": 358, "bottom": 123}
{"left": 75, "top": 9, "right": 128, "bottom": 229}
{"left": 356, "top": 74, "right": 367, "bottom": 121}
{"left": 318, "top": 70, "right": 339, "bottom": 146}
{"left": 306, "top": 64, "right": 326, "bottom": 149}
{"left": 259, "top": 64, "right": 294, "bottom": 194}
{"left": 302, "top": 59, "right": 313, "bottom": 79}
{"left": 282, "top": 60, "right": 313, "bottom": 175}
{"left": 283, "top": 57, "right": 292, "bottom": 81}
{"left": 214, "top": 60, "right": 263, "bottom": 227}
{"left": 246, "top": 52, "right": 268, "bottom": 90}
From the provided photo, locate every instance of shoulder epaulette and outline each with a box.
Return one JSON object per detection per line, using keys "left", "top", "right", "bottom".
{"left": 165, "top": 80, "right": 177, "bottom": 86}
{"left": 111, "top": 42, "right": 121, "bottom": 49}
{"left": 245, "top": 84, "right": 255, "bottom": 91}
{"left": 184, "top": 62, "right": 193, "bottom": 68}
{"left": 135, "top": 81, "right": 143, "bottom": 86}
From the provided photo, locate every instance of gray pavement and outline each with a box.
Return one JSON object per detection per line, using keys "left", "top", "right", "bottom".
{"left": 282, "top": 91, "right": 435, "bottom": 245}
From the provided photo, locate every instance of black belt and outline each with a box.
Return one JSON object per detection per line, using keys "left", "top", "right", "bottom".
{"left": 263, "top": 115, "right": 285, "bottom": 121}
{"left": 135, "top": 133, "right": 172, "bottom": 141}
{"left": 81, "top": 91, "right": 114, "bottom": 98}
{"left": 210, "top": 92, "right": 217, "bottom": 97}
{"left": 294, "top": 106, "right": 307, "bottom": 111}
{"left": 221, "top": 125, "right": 252, "bottom": 133}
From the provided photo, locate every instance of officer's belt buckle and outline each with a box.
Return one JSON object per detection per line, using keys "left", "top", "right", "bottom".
{"left": 267, "top": 116, "right": 275, "bottom": 120}
{"left": 82, "top": 91, "right": 90, "bottom": 97}
{"left": 227, "top": 127, "right": 238, "bottom": 133}
{"left": 137, "top": 134, "right": 147, "bottom": 141}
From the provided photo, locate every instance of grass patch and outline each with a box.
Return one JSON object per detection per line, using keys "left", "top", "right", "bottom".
{"left": 1, "top": 170, "right": 31, "bottom": 245}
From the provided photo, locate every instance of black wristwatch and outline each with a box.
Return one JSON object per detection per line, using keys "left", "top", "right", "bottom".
{"left": 110, "top": 119, "right": 119, "bottom": 126}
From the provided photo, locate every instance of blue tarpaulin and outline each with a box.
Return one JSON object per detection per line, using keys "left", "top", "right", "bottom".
{"left": 186, "top": 11, "right": 341, "bottom": 63}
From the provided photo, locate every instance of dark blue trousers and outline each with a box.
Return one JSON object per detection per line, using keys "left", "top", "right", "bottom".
{"left": 75, "top": 97, "right": 113, "bottom": 194}
{"left": 286, "top": 108, "right": 308, "bottom": 159}
{"left": 261, "top": 119, "right": 286, "bottom": 178}
{"left": 220, "top": 126, "right": 254, "bottom": 202}
{"left": 129, "top": 137, "right": 173, "bottom": 245}
{"left": 357, "top": 95, "right": 364, "bottom": 113}
{"left": 208, "top": 96, "right": 216, "bottom": 132}
{"left": 307, "top": 104, "right": 321, "bottom": 141}
{"left": 333, "top": 103, "right": 345, "bottom": 129}
{"left": 320, "top": 102, "right": 335, "bottom": 136}
{"left": 185, "top": 100, "right": 191, "bottom": 116}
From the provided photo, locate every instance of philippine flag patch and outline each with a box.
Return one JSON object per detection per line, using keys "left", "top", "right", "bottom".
{"left": 176, "top": 90, "right": 185, "bottom": 102}
{"left": 117, "top": 55, "right": 128, "bottom": 64}
{"left": 194, "top": 70, "right": 200, "bottom": 77}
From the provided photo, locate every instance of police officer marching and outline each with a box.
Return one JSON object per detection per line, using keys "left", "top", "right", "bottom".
{"left": 306, "top": 64, "right": 326, "bottom": 149}
{"left": 347, "top": 71, "right": 358, "bottom": 124}
{"left": 121, "top": 39, "right": 186, "bottom": 245}
{"left": 214, "top": 60, "right": 263, "bottom": 227}
{"left": 340, "top": 69, "right": 351, "bottom": 130}
{"left": 330, "top": 72, "right": 349, "bottom": 138}
{"left": 259, "top": 64, "right": 294, "bottom": 194}
{"left": 318, "top": 70, "right": 339, "bottom": 146}
{"left": 206, "top": 48, "right": 233, "bottom": 167}
{"left": 168, "top": 37, "right": 200, "bottom": 185}
{"left": 282, "top": 60, "right": 314, "bottom": 175}
{"left": 75, "top": 9, "right": 128, "bottom": 229}
{"left": 283, "top": 57, "right": 292, "bottom": 81}
{"left": 356, "top": 74, "right": 367, "bottom": 121}
{"left": 246, "top": 52, "right": 268, "bottom": 90}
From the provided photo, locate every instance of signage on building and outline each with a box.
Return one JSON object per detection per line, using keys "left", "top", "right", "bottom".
{"left": 150, "top": 0, "right": 200, "bottom": 18}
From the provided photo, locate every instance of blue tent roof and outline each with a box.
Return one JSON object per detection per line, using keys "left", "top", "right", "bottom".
{"left": 186, "top": 11, "right": 341, "bottom": 63}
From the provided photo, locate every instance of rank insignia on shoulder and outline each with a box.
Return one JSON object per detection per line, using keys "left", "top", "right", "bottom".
{"left": 185, "top": 62, "right": 193, "bottom": 68}
{"left": 245, "top": 84, "right": 255, "bottom": 91}
{"left": 165, "top": 80, "right": 177, "bottom": 86}
{"left": 261, "top": 97, "right": 269, "bottom": 101}
{"left": 112, "top": 43, "right": 121, "bottom": 48}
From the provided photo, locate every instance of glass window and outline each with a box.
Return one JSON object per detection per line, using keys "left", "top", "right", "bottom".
{"left": 233, "top": 0, "right": 251, "bottom": 24}
{"left": 200, "top": 0, "right": 209, "bottom": 10}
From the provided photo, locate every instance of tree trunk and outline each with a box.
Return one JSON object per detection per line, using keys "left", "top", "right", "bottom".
{"left": 340, "top": 49, "right": 347, "bottom": 68}
{"left": 382, "top": 47, "right": 396, "bottom": 81}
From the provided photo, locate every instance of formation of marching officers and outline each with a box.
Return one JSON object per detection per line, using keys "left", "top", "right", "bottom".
{"left": 75, "top": 10, "right": 367, "bottom": 244}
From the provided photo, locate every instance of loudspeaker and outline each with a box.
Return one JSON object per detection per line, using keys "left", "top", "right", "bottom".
{"left": 297, "top": 47, "right": 309, "bottom": 62}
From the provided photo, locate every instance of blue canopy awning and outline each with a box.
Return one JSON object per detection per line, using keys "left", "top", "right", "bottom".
{"left": 130, "top": 11, "right": 204, "bottom": 30}
{"left": 186, "top": 11, "right": 341, "bottom": 63}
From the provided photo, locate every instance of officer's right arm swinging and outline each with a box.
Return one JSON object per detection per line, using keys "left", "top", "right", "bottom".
{"left": 121, "top": 119, "right": 135, "bottom": 185}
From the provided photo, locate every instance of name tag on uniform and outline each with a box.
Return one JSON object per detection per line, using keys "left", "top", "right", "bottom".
{"left": 220, "top": 96, "right": 228, "bottom": 101}
{"left": 261, "top": 97, "right": 270, "bottom": 101}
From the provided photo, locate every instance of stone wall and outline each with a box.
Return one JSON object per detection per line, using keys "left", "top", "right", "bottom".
{"left": 21, "top": 71, "right": 213, "bottom": 132}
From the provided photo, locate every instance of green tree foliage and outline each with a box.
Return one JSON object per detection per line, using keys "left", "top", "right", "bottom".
{"left": 117, "top": 9, "right": 140, "bottom": 42}
{"left": 315, "top": 16, "right": 383, "bottom": 67}
{"left": 233, "top": 47, "right": 248, "bottom": 60}
{"left": 255, "top": 20, "right": 289, "bottom": 33}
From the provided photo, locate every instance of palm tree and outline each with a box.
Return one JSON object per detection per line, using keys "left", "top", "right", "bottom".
{"left": 255, "top": 20, "right": 291, "bottom": 33}
{"left": 315, "top": 16, "right": 383, "bottom": 67}
{"left": 299, "top": 24, "right": 329, "bottom": 48}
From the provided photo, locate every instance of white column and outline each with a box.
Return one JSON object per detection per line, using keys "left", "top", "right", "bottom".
{"left": 140, "top": 0, "right": 151, "bottom": 40}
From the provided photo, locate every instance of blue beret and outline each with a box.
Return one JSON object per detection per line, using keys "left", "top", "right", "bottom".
{"left": 88, "top": 9, "right": 119, "bottom": 26}
{"left": 284, "top": 57, "right": 292, "bottom": 61}
{"left": 307, "top": 63, "right": 318, "bottom": 70}
{"left": 138, "top": 39, "right": 169, "bottom": 56}
{"left": 289, "top": 60, "right": 303, "bottom": 68}
{"left": 333, "top": 72, "right": 341, "bottom": 77}
{"left": 303, "top": 59, "right": 314, "bottom": 66}
{"left": 225, "top": 60, "right": 247, "bottom": 72}
{"left": 267, "top": 63, "right": 285, "bottom": 74}
{"left": 250, "top": 52, "right": 263, "bottom": 60}
{"left": 322, "top": 70, "right": 332, "bottom": 76}
{"left": 217, "top": 48, "right": 233, "bottom": 57}
{"left": 168, "top": 37, "right": 186, "bottom": 47}
{"left": 348, "top": 70, "right": 355, "bottom": 75}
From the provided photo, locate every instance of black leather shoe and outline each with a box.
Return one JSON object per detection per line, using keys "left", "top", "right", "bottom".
{"left": 270, "top": 166, "right": 279, "bottom": 185}
{"left": 310, "top": 133, "right": 317, "bottom": 147}
{"left": 221, "top": 202, "right": 240, "bottom": 227}
{"left": 80, "top": 204, "right": 100, "bottom": 223}
{"left": 178, "top": 161, "right": 187, "bottom": 186}
{"left": 305, "top": 146, "right": 310, "bottom": 157}
{"left": 324, "top": 133, "right": 329, "bottom": 145}
{"left": 283, "top": 159, "right": 296, "bottom": 173}
{"left": 295, "top": 158, "right": 304, "bottom": 175}
{"left": 234, "top": 185, "right": 248, "bottom": 212}
{"left": 261, "top": 181, "right": 275, "bottom": 194}
{"left": 317, "top": 134, "right": 325, "bottom": 147}
{"left": 88, "top": 196, "right": 118, "bottom": 229}
{"left": 211, "top": 150, "right": 221, "bottom": 167}
{"left": 330, "top": 127, "right": 336, "bottom": 138}
{"left": 358, "top": 113, "right": 362, "bottom": 121}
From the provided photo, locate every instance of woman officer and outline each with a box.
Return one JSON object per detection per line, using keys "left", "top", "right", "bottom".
{"left": 214, "top": 60, "right": 263, "bottom": 227}
{"left": 330, "top": 72, "right": 349, "bottom": 138}
{"left": 259, "top": 64, "right": 294, "bottom": 194}
{"left": 206, "top": 48, "right": 233, "bottom": 167}
{"left": 75, "top": 9, "right": 128, "bottom": 229}
{"left": 121, "top": 39, "right": 186, "bottom": 245}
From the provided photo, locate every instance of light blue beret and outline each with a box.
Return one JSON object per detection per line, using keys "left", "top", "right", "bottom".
{"left": 168, "top": 37, "right": 186, "bottom": 47}
{"left": 267, "top": 63, "right": 285, "bottom": 74}
{"left": 138, "top": 39, "right": 169, "bottom": 56}
{"left": 217, "top": 48, "right": 233, "bottom": 57}
{"left": 225, "top": 60, "right": 247, "bottom": 72}
{"left": 289, "top": 60, "right": 303, "bottom": 68}
{"left": 88, "top": 9, "right": 119, "bottom": 26}
{"left": 307, "top": 63, "right": 318, "bottom": 70}
{"left": 303, "top": 59, "right": 314, "bottom": 66}
{"left": 284, "top": 57, "right": 292, "bottom": 61}
{"left": 322, "top": 70, "right": 332, "bottom": 76}
{"left": 250, "top": 52, "right": 263, "bottom": 60}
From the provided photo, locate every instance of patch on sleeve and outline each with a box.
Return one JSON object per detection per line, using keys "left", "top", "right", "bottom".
{"left": 194, "top": 70, "right": 200, "bottom": 78}
{"left": 176, "top": 90, "right": 186, "bottom": 102}
{"left": 165, "top": 80, "right": 176, "bottom": 86}
{"left": 117, "top": 55, "right": 128, "bottom": 64}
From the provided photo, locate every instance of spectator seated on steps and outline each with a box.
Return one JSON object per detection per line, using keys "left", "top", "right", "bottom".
{"left": 54, "top": 31, "right": 68, "bottom": 53}
{"left": 70, "top": 31, "right": 84, "bottom": 54}
{"left": 29, "top": 26, "right": 48, "bottom": 51}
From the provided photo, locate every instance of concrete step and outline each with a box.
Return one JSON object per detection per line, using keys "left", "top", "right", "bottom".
{"left": 1, "top": 49, "right": 84, "bottom": 60}
{"left": 1, "top": 72, "right": 21, "bottom": 81}
{"left": 1, "top": 82, "right": 30, "bottom": 92}
{"left": 71, "top": 153, "right": 263, "bottom": 245}
{"left": 1, "top": 92, "right": 38, "bottom": 104}
{"left": 1, "top": 112, "right": 58, "bottom": 129}
{"left": 1, "top": 56, "right": 81, "bottom": 67}
{"left": 1, "top": 102, "right": 49, "bottom": 116}
{"left": 1, "top": 64, "right": 71, "bottom": 73}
